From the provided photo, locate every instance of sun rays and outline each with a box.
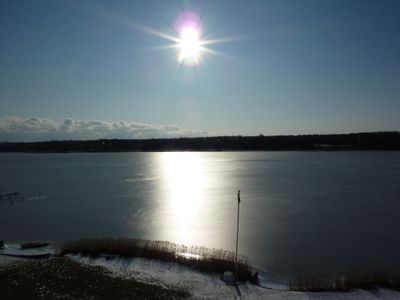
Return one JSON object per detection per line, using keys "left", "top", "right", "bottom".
{"left": 138, "top": 11, "right": 220, "bottom": 66}
{"left": 80, "top": 5, "right": 236, "bottom": 66}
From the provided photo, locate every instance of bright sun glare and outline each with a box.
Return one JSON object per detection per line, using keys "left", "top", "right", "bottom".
{"left": 177, "top": 26, "right": 203, "bottom": 65}
{"left": 120, "top": 11, "right": 232, "bottom": 67}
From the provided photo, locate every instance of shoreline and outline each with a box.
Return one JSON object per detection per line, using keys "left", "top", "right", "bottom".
{"left": 4, "top": 238, "right": 400, "bottom": 295}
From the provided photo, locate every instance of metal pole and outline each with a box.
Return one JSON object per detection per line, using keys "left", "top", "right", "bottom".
{"left": 235, "top": 190, "right": 241, "bottom": 285}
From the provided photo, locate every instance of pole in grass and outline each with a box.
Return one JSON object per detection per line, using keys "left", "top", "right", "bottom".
{"left": 235, "top": 190, "right": 241, "bottom": 285}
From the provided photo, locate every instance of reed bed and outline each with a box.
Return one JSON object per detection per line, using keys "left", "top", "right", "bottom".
{"left": 290, "top": 271, "right": 400, "bottom": 292}
{"left": 60, "top": 238, "right": 253, "bottom": 281}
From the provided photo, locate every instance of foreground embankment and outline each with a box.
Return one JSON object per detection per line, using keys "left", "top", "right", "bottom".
{"left": 2, "top": 253, "right": 400, "bottom": 299}
{"left": 2, "top": 238, "right": 400, "bottom": 299}
{"left": 0, "top": 255, "right": 400, "bottom": 300}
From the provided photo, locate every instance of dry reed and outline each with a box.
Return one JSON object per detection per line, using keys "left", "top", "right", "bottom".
{"left": 290, "top": 271, "right": 400, "bottom": 291}
{"left": 60, "top": 238, "right": 253, "bottom": 281}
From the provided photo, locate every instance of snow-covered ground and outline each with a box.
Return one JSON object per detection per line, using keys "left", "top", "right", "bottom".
{"left": 1, "top": 252, "right": 399, "bottom": 299}
{"left": 0, "top": 254, "right": 20, "bottom": 266}
{"left": 68, "top": 255, "right": 400, "bottom": 300}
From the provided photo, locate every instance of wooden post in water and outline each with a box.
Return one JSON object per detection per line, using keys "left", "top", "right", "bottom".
{"left": 235, "top": 190, "right": 241, "bottom": 285}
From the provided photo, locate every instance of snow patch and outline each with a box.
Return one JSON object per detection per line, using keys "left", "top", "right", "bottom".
{"left": 68, "top": 255, "right": 400, "bottom": 299}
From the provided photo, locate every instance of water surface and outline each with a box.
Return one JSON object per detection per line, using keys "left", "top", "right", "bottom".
{"left": 1, "top": 151, "right": 400, "bottom": 284}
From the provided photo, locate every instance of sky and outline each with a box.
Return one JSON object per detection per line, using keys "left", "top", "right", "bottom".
{"left": 0, "top": 0, "right": 399, "bottom": 141}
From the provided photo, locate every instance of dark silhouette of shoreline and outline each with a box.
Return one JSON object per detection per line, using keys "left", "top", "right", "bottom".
{"left": 0, "top": 131, "right": 399, "bottom": 152}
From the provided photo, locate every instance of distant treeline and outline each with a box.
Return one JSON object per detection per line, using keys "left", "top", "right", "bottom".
{"left": 0, "top": 132, "right": 400, "bottom": 152}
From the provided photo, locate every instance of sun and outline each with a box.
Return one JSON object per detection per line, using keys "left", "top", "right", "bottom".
{"left": 177, "top": 26, "right": 203, "bottom": 65}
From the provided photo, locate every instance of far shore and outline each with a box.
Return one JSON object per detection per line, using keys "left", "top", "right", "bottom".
{"left": 1, "top": 131, "right": 399, "bottom": 152}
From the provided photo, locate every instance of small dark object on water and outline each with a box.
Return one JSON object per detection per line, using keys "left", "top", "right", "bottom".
{"left": 20, "top": 242, "right": 50, "bottom": 249}
{"left": 0, "top": 240, "right": 4, "bottom": 249}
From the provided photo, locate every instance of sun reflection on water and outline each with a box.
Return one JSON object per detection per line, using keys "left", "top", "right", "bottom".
{"left": 162, "top": 152, "right": 206, "bottom": 223}
{"left": 146, "top": 152, "right": 235, "bottom": 249}
{"left": 158, "top": 152, "right": 209, "bottom": 244}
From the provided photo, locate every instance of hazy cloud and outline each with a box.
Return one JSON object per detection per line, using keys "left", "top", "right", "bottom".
{"left": 0, "top": 117, "right": 207, "bottom": 142}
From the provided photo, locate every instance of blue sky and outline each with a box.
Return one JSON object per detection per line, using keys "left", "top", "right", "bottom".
{"left": 0, "top": 0, "right": 399, "bottom": 141}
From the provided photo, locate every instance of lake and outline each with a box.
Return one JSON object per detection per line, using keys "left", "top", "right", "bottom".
{"left": 1, "top": 151, "right": 400, "bottom": 285}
